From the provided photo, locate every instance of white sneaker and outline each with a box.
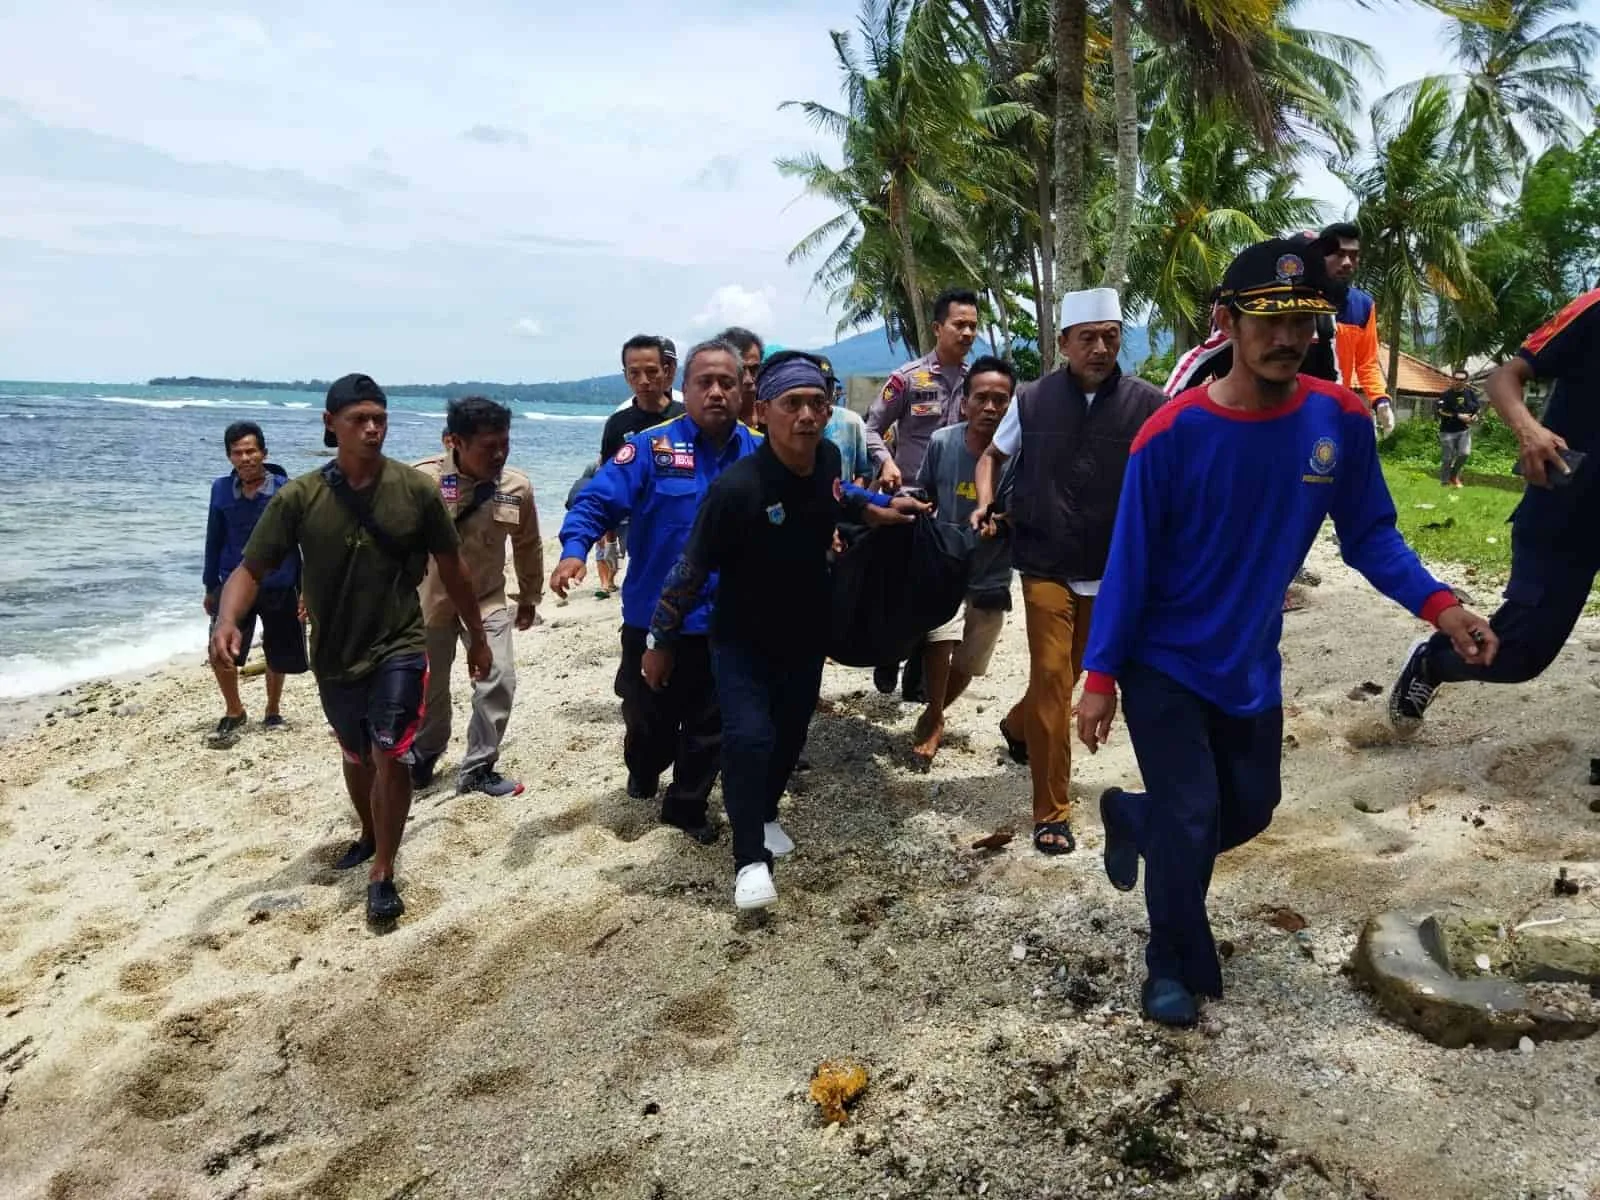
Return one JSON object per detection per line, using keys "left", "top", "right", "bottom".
{"left": 734, "top": 863, "right": 778, "bottom": 910}
{"left": 764, "top": 821, "right": 796, "bottom": 857}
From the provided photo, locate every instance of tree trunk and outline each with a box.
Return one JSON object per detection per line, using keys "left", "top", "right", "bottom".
{"left": 1101, "top": 0, "right": 1138, "bottom": 295}
{"left": 1052, "top": 0, "right": 1089, "bottom": 295}
{"left": 1384, "top": 306, "right": 1404, "bottom": 401}
{"left": 896, "top": 217, "right": 934, "bottom": 356}
{"left": 989, "top": 280, "right": 1013, "bottom": 360}
{"left": 1034, "top": 153, "right": 1057, "bottom": 372}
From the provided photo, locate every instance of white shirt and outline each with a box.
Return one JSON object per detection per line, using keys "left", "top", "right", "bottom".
{"left": 991, "top": 389, "right": 1100, "bottom": 597}
{"left": 992, "top": 390, "right": 1095, "bottom": 456}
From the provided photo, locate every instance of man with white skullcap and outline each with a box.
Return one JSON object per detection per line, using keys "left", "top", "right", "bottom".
{"left": 972, "top": 287, "right": 1166, "bottom": 857}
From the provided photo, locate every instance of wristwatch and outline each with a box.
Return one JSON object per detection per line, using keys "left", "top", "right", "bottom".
{"left": 645, "top": 632, "right": 660, "bottom": 651}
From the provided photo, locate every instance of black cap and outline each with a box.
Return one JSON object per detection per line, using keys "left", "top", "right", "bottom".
{"left": 1215, "top": 239, "right": 1337, "bottom": 317}
{"left": 659, "top": 337, "right": 678, "bottom": 363}
{"left": 323, "top": 373, "right": 387, "bottom": 448}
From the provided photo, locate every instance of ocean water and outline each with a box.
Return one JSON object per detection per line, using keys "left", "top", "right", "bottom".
{"left": 0, "top": 381, "right": 612, "bottom": 700}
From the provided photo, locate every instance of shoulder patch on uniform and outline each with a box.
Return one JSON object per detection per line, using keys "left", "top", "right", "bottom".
{"left": 1523, "top": 287, "right": 1600, "bottom": 357}
{"left": 614, "top": 442, "right": 637, "bottom": 465}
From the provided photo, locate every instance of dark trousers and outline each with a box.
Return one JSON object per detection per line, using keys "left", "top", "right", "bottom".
{"left": 712, "top": 639, "right": 825, "bottom": 870}
{"left": 1117, "top": 661, "right": 1282, "bottom": 999}
{"left": 615, "top": 625, "right": 720, "bottom": 828}
{"left": 1423, "top": 531, "right": 1598, "bottom": 687}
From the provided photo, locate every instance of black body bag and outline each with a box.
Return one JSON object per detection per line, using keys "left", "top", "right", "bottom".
{"left": 827, "top": 515, "right": 970, "bottom": 668}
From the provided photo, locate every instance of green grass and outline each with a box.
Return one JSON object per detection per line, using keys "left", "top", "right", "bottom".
{"left": 1379, "top": 417, "right": 1599, "bottom": 610}
{"left": 1382, "top": 463, "right": 1519, "bottom": 584}
{"left": 1378, "top": 415, "right": 1523, "bottom": 587}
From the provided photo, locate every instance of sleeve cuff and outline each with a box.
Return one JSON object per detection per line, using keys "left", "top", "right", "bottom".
{"left": 1418, "top": 589, "right": 1458, "bottom": 626}
{"left": 559, "top": 539, "right": 590, "bottom": 562}
{"left": 1084, "top": 670, "right": 1117, "bottom": 696}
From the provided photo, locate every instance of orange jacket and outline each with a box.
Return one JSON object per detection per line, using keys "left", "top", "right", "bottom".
{"left": 1335, "top": 290, "right": 1389, "bottom": 405}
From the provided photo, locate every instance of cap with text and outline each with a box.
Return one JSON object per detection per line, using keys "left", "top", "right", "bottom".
{"left": 1216, "top": 239, "right": 1337, "bottom": 317}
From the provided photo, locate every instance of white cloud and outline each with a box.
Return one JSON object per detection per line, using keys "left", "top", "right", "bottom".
{"left": 513, "top": 317, "right": 545, "bottom": 338}
{"left": 692, "top": 284, "right": 777, "bottom": 330}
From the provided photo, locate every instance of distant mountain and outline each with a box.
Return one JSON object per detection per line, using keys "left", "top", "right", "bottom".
{"left": 803, "top": 324, "right": 1161, "bottom": 376}
{"left": 149, "top": 324, "right": 1166, "bottom": 405}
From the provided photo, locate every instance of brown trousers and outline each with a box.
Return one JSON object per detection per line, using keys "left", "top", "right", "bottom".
{"left": 1004, "top": 578, "right": 1095, "bottom": 825}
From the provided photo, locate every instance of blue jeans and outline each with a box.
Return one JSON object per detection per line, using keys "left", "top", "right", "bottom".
{"left": 711, "top": 640, "right": 824, "bottom": 870}
{"left": 1115, "top": 661, "right": 1282, "bottom": 998}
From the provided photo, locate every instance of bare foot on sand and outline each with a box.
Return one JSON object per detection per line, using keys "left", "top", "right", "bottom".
{"left": 912, "top": 709, "right": 944, "bottom": 765}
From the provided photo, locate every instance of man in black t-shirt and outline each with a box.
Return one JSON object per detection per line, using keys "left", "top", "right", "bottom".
{"left": 643, "top": 352, "right": 924, "bottom": 910}
{"left": 1392, "top": 291, "right": 1600, "bottom": 739}
{"left": 1434, "top": 370, "right": 1482, "bottom": 487}
{"left": 595, "top": 335, "right": 687, "bottom": 596}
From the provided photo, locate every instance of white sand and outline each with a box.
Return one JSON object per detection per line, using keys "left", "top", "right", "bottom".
{"left": 1, "top": 530, "right": 1598, "bottom": 1199}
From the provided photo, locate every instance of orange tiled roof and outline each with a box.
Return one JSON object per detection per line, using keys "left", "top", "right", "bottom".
{"left": 1375, "top": 344, "right": 1455, "bottom": 396}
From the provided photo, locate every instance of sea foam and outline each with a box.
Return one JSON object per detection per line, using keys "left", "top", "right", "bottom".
{"left": 0, "top": 617, "right": 206, "bottom": 699}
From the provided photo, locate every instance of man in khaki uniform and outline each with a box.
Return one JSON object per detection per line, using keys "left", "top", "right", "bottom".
{"left": 412, "top": 397, "right": 544, "bottom": 796}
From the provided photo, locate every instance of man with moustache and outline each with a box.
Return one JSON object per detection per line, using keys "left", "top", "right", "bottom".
{"left": 212, "top": 374, "right": 490, "bottom": 923}
{"left": 1077, "top": 241, "right": 1495, "bottom": 1026}
{"left": 911, "top": 356, "right": 1017, "bottom": 764}
{"left": 411, "top": 396, "right": 543, "bottom": 798}
{"left": 972, "top": 288, "right": 1166, "bottom": 856}
{"left": 643, "top": 351, "right": 924, "bottom": 909}
{"left": 556, "top": 341, "right": 763, "bottom": 842}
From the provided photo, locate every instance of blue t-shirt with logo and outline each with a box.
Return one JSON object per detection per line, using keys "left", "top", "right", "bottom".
{"left": 1083, "top": 379, "right": 1452, "bottom": 715}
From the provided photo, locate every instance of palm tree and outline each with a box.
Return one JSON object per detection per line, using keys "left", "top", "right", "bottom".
{"left": 1342, "top": 78, "right": 1489, "bottom": 395}
{"left": 1125, "top": 108, "right": 1321, "bottom": 351}
{"left": 779, "top": 0, "right": 1012, "bottom": 353}
{"left": 1443, "top": 0, "right": 1600, "bottom": 192}
{"left": 939, "top": 0, "right": 1063, "bottom": 366}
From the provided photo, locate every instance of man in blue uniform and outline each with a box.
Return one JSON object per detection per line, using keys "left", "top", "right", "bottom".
{"left": 1075, "top": 240, "right": 1497, "bottom": 1028}
{"left": 1390, "top": 289, "right": 1600, "bottom": 737}
{"left": 554, "top": 339, "right": 762, "bottom": 841}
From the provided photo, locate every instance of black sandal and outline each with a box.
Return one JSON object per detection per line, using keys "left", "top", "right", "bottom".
{"left": 1033, "top": 821, "right": 1075, "bottom": 856}
{"left": 999, "top": 720, "right": 1028, "bottom": 765}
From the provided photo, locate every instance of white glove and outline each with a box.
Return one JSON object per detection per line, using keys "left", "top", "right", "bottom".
{"left": 1373, "top": 399, "right": 1395, "bottom": 437}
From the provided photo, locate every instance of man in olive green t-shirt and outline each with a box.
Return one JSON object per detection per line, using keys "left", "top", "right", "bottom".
{"left": 212, "top": 374, "right": 491, "bottom": 923}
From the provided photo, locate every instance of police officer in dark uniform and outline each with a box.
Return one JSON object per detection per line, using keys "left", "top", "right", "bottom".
{"left": 642, "top": 351, "right": 924, "bottom": 909}
{"left": 1391, "top": 289, "right": 1600, "bottom": 752}
{"left": 554, "top": 339, "right": 763, "bottom": 840}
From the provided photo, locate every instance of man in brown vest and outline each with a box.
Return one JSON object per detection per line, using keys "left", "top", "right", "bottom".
{"left": 973, "top": 287, "right": 1165, "bottom": 855}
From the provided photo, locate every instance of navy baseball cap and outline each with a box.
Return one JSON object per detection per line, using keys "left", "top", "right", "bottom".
{"left": 1216, "top": 239, "right": 1338, "bottom": 317}
{"left": 323, "top": 373, "right": 387, "bottom": 448}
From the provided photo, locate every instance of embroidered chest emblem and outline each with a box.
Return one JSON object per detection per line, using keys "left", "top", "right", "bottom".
{"left": 1308, "top": 436, "right": 1338, "bottom": 475}
{"left": 766, "top": 502, "right": 786, "bottom": 526}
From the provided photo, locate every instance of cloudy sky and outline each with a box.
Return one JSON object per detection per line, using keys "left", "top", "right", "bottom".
{"left": 0, "top": 0, "right": 1593, "bottom": 384}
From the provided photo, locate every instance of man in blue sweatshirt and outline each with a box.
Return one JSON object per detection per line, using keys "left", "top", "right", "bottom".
{"left": 1074, "top": 240, "right": 1498, "bottom": 1028}
{"left": 553, "top": 339, "right": 763, "bottom": 842}
{"left": 203, "top": 420, "right": 306, "bottom": 743}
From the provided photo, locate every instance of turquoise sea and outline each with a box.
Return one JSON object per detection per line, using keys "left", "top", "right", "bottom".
{"left": 0, "top": 381, "right": 611, "bottom": 699}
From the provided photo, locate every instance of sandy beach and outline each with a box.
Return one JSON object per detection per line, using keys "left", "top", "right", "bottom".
{"left": 2, "top": 530, "right": 1598, "bottom": 1200}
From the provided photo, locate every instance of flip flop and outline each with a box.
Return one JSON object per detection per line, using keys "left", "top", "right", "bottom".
{"left": 1033, "top": 821, "right": 1076, "bottom": 856}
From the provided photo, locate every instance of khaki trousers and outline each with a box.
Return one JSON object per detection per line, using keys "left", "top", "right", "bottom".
{"left": 1005, "top": 578, "right": 1095, "bottom": 825}
{"left": 415, "top": 606, "right": 516, "bottom": 777}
